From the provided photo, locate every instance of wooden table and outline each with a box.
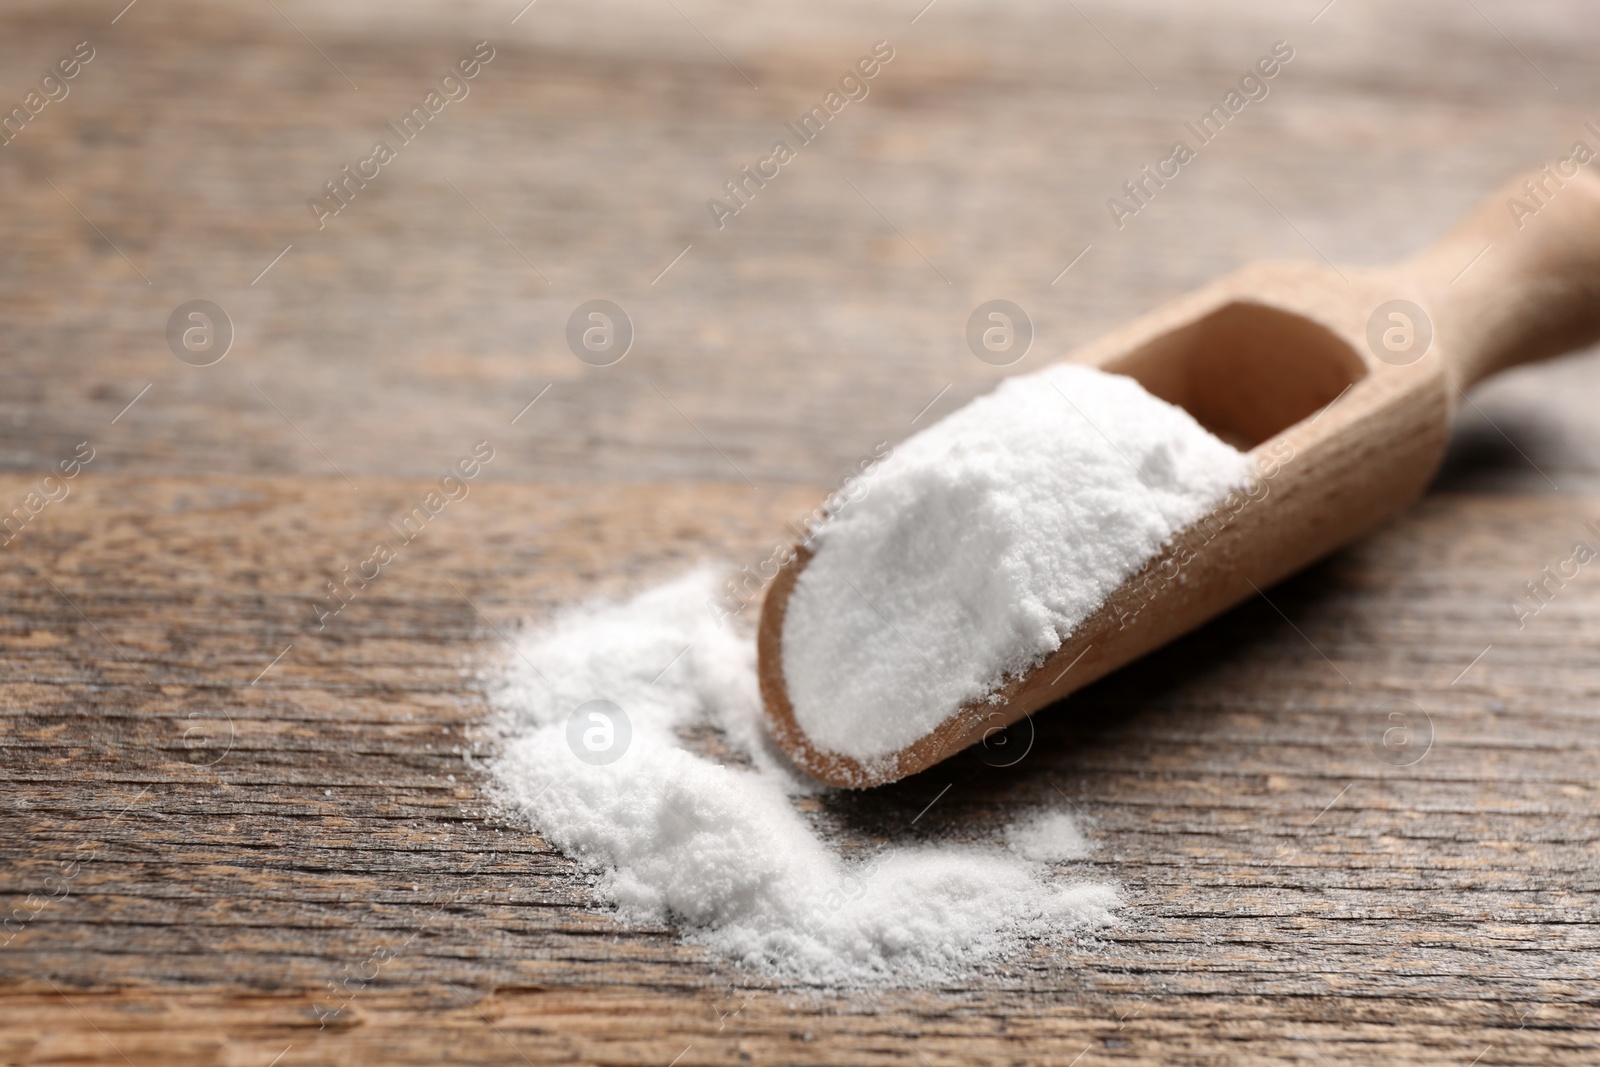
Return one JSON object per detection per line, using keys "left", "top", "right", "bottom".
{"left": 3, "top": 1, "right": 1598, "bottom": 1062}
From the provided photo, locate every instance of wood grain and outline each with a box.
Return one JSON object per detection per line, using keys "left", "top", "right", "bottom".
{"left": 3, "top": 0, "right": 1600, "bottom": 1063}
{"left": 3, "top": 475, "right": 1600, "bottom": 1064}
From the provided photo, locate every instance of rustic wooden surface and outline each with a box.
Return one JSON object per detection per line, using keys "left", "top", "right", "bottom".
{"left": 3, "top": 0, "right": 1600, "bottom": 1063}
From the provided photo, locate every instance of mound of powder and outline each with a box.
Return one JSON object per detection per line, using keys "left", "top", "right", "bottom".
{"left": 484, "top": 569, "right": 1119, "bottom": 986}
{"left": 1006, "top": 809, "right": 1090, "bottom": 863}
{"left": 782, "top": 362, "right": 1254, "bottom": 765}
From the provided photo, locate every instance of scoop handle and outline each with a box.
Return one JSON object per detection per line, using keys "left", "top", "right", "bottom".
{"left": 1404, "top": 164, "right": 1600, "bottom": 390}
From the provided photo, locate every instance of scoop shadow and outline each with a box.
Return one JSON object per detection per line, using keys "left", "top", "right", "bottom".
{"left": 1430, "top": 417, "right": 1553, "bottom": 493}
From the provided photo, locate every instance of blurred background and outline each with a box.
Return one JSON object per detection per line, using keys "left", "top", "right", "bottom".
{"left": 3, "top": 0, "right": 1597, "bottom": 492}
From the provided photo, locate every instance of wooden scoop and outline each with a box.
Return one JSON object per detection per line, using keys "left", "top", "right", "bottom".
{"left": 759, "top": 166, "right": 1600, "bottom": 788}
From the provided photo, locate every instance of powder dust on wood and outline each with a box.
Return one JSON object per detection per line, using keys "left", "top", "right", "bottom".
{"left": 483, "top": 570, "right": 1119, "bottom": 987}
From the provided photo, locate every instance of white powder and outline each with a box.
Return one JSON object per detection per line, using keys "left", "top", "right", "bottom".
{"left": 484, "top": 569, "right": 1119, "bottom": 986}
{"left": 1005, "top": 809, "right": 1089, "bottom": 863}
{"left": 783, "top": 363, "right": 1254, "bottom": 763}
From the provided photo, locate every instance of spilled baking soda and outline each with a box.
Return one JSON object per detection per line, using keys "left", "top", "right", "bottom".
{"left": 483, "top": 569, "right": 1119, "bottom": 986}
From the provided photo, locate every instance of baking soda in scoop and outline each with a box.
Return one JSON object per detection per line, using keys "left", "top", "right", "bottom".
{"left": 781, "top": 363, "right": 1254, "bottom": 764}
